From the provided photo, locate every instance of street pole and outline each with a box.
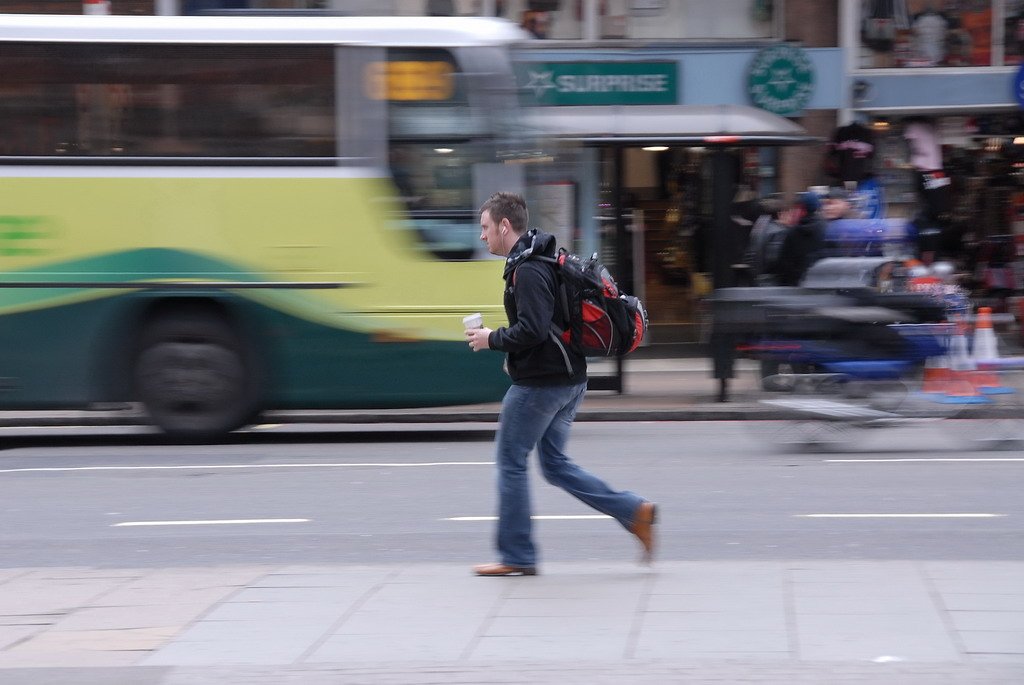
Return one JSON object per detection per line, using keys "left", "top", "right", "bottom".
{"left": 83, "top": 0, "right": 111, "bottom": 14}
{"left": 155, "top": 0, "right": 180, "bottom": 15}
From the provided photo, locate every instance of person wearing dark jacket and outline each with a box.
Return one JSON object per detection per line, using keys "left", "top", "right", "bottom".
{"left": 776, "top": 192, "right": 827, "bottom": 287}
{"left": 464, "top": 192, "right": 656, "bottom": 577}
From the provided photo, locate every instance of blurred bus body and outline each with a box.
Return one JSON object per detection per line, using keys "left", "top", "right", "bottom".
{"left": 0, "top": 14, "right": 527, "bottom": 439}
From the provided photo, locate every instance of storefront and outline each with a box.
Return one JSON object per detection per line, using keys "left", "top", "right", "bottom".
{"left": 514, "top": 43, "right": 839, "bottom": 346}
{"left": 850, "top": 0, "right": 1024, "bottom": 305}
{"left": 523, "top": 105, "right": 815, "bottom": 346}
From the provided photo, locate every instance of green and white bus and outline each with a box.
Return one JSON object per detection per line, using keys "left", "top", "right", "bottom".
{"left": 0, "top": 13, "right": 528, "bottom": 438}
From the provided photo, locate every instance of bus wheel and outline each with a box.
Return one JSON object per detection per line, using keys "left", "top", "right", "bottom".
{"left": 133, "top": 310, "right": 260, "bottom": 440}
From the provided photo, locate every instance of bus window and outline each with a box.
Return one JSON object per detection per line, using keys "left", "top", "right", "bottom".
{"left": 389, "top": 140, "right": 495, "bottom": 260}
{"left": 381, "top": 47, "right": 503, "bottom": 260}
{"left": 0, "top": 43, "right": 335, "bottom": 159}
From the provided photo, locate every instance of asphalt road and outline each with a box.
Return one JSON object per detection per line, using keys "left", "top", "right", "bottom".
{"left": 0, "top": 420, "right": 1021, "bottom": 568}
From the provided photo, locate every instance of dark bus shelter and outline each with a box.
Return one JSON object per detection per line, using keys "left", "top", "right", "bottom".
{"left": 523, "top": 104, "right": 816, "bottom": 393}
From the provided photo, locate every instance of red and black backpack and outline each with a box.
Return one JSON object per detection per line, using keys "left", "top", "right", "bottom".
{"left": 529, "top": 249, "right": 648, "bottom": 359}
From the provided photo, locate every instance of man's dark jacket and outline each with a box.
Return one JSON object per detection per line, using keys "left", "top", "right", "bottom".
{"left": 486, "top": 229, "right": 587, "bottom": 386}
{"left": 776, "top": 216, "right": 826, "bottom": 286}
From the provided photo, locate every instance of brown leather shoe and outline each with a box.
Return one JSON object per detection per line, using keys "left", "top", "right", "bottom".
{"left": 629, "top": 501, "right": 658, "bottom": 563}
{"left": 473, "top": 563, "right": 538, "bottom": 577}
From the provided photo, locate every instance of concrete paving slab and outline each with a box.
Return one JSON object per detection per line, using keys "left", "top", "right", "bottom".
{"left": 797, "top": 613, "right": 960, "bottom": 662}
{"left": 788, "top": 560, "right": 922, "bottom": 583}
{"left": 225, "top": 586, "right": 367, "bottom": 604}
{"left": 7, "top": 626, "right": 177, "bottom": 653}
{"left": 950, "top": 610, "right": 1024, "bottom": 632}
{"left": 484, "top": 615, "right": 632, "bottom": 638}
{"left": 0, "top": 615, "right": 57, "bottom": 628}
{"left": 924, "top": 560, "right": 1024, "bottom": 580}
{"left": 466, "top": 635, "right": 632, "bottom": 661}
{"left": 331, "top": 609, "right": 485, "bottom": 635}
{"left": 641, "top": 610, "right": 785, "bottom": 631}
{"left": 793, "top": 592, "right": 938, "bottom": 615}
{"left": 200, "top": 602, "right": 350, "bottom": 622}
{"left": 942, "top": 594, "right": 1024, "bottom": 611}
{"left": 0, "top": 625, "right": 40, "bottom": 651}
{"left": 959, "top": 630, "right": 1024, "bottom": 655}
{"left": 499, "top": 597, "right": 638, "bottom": 617}
{"left": 0, "top": 666, "right": 167, "bottom": 685}
{"left": 0, "top": 570, "right": 30, "bottom": 585}
{"left": 310, "top": 632, "right": 472, "bottom": 663}
{"left": 250, "top": 572, "right": 388, "bottom": 588}
{"left": 0, "top": 580, "right": 127, "bottom": 615}
{"left": 634, "top": 628, "right": 790, "bottom": 654}
{"left": 167, "top": 621, "right": 331, "bottom": 645}
{"left": 930, "top": 578, "right": 1024, "bottom": 595}
{"left": 119, "top": 567, "right": 272, "bottom": 590}
{"left": 49, "top": 604, "right": 212, "bottom": 632}
{"left": 142, "top": 641, "right": 306, "bottom": 667}
{"left": 0, "top": 650, "right": 144, "bottom": 669}
{"left": 646, "top": 592, "right": 785, "bottom": 612}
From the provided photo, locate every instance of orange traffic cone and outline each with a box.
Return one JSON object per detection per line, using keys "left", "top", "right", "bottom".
{"left": 921, "top": 352, "right": 952, "bottom": 394}
{"left": 944, "top": 323, "right": 989, "bottom": 404}
{"left": 971, "top": 307, "right": 1014, "bottom": 394}
{"left": 973, "top": 307, "right": 999, "bottom": 361}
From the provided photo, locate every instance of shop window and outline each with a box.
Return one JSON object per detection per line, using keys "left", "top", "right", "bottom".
{"left": 604, "top": 0, "right": 775, "bottom": 40}
{"left": 860, "top": 0, "right": 998, "bottom": 68}
{"left": 1005, "top": 1, "right": 1024, "bottom": 64}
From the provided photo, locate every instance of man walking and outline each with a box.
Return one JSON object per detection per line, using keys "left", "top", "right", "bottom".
{"left": 464, "top": 191, "right": 656, "bottom": 577}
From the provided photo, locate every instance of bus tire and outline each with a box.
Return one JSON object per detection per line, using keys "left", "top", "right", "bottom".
{"left": 133, "top": 308, "right": 260, "bottom": 440}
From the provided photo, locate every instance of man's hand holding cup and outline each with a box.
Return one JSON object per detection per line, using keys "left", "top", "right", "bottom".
{"left": 463, "top": 313, "right": 491, "bottom": 352}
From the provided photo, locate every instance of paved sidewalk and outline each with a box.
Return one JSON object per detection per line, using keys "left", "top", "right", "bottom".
{"left": 0, "top": 560, "right": 1020, "bottom": 684}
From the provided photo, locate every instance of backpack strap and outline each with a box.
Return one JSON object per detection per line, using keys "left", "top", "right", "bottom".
{"left": 512, "top": 256, "right": 575, "bottom": 377}
{"left": 528, "top": 254, "right": 571, "bottom": 325}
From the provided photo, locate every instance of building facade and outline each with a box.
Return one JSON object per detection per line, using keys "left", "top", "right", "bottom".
{"left": 26, "top": 2, "right": 1024, "bottom": 333}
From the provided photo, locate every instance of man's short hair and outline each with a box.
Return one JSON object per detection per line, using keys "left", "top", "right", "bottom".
{"left": 795, "top": 191, "right": 821, "bottom": 215}
{"left": 481, "top": 192, "right": 528, "bottom": 234}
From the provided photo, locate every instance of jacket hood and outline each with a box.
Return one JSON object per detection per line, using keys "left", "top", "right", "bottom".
{"left": 503, "top": 228, "right": 557, "bottom": 278}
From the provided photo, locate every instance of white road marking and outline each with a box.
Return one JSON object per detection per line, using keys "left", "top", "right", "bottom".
{"left": 796, "top": 513, "right": 1005, "bottom": 519}
{"left": 0, "top": 461, "right": 494, "bottom": 474}
{"left": 444, "top": 515, "right": 612, "bottom": 522}
{"left": 826, "top": 458, "right": 1024, "bottom": 463}
{"left": 112, "top": 518, "right": 310, "bottom": 527}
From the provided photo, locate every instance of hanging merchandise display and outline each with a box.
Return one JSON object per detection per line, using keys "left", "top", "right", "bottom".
{"left": 825, "top": 121, "right": 876, "bottom": 184}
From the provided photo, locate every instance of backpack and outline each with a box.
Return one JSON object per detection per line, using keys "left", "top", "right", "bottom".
{"left": 530, "top": 249, "right": 649, "bottom": 358}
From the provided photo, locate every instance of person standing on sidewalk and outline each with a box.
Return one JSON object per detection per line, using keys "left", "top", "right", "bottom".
{"left": 464, "top": 191, "right": 657, "bottom": 577}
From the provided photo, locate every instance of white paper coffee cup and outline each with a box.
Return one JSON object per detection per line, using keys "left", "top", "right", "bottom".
{"left": 463, "top": 313, "right": 483, "bottom": 329}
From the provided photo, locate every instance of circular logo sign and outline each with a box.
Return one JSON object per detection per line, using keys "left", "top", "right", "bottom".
{"left": 1014, "top": 63, "right": 1024, "bottom": 108}
{"left": 748, "top": 44, "right": 815, "bottom": 117}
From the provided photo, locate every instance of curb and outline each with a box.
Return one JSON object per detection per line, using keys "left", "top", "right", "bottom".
{"left": 0, "top": 404, "right": 788, "bottom": 428}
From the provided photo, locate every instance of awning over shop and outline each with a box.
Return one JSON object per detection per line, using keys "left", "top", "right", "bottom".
{"left": 523, "top": 104, "right": 815, "bottom": 146}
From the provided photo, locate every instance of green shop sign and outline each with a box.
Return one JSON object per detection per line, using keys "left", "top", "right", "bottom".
{"left": 518, "top": 62, "right": 677, "bottom": 106}
{"left": 747, "top": 44, "right": 814, "bottom": 116}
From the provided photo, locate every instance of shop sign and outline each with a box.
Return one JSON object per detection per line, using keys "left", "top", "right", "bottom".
{"left": 747, "top": 44, "right": 814, "bottom": 117}
{"left": 519, "top": 62, "right": 677, "bottom": 106}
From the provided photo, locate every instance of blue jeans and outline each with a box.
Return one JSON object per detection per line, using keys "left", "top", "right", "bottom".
{"left": 493, "top": 381, "right": 644, "bottom": 567}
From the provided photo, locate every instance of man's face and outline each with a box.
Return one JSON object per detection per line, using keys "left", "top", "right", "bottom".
{"left": 822, "top": 198, "right": 850, "bottom": 221}
{"left": 479, "top": 209, "right": 509, "bottom": 257}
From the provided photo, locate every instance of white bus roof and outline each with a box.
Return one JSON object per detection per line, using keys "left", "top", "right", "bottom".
{"left": 0, "top": 13, "right": 528, "bottom": 47}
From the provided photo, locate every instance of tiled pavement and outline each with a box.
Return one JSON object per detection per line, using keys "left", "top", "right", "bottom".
{"left": 0, "top": 560, "right": 1020, "bottom": 683}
